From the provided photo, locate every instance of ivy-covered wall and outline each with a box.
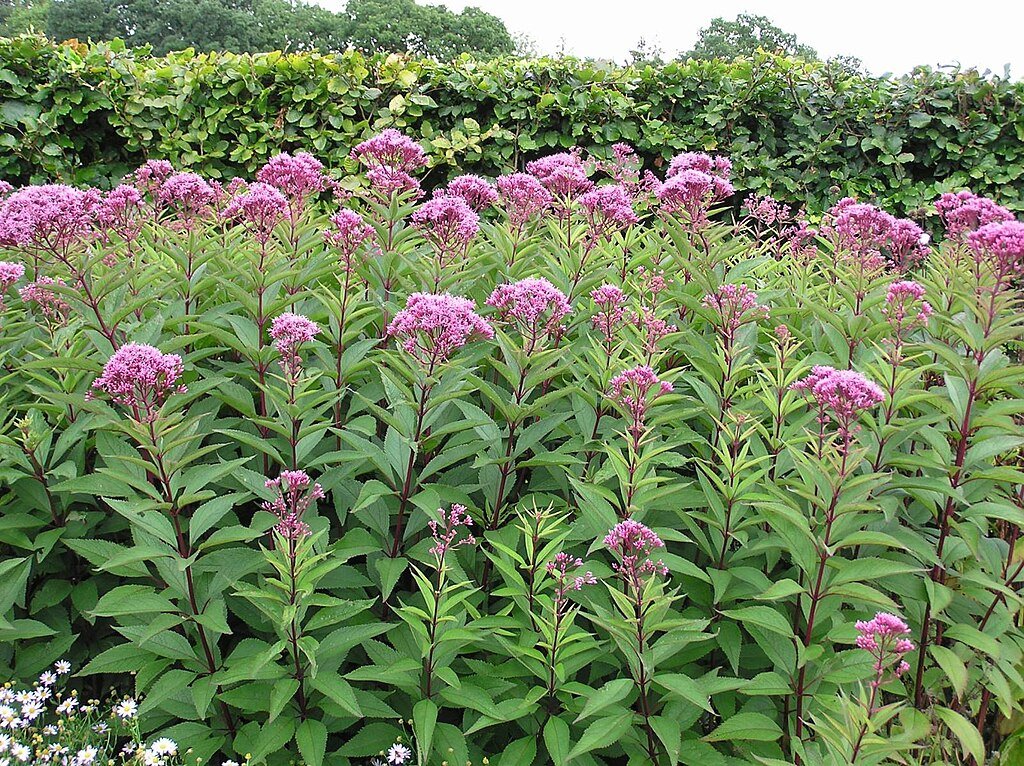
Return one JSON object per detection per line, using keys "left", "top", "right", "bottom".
{"left": 2, "top": 34, "right": 1022, "bottom": 216}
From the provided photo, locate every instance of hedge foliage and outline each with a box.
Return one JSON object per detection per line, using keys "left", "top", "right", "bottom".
{"left": 1, "top": 33, "right": 1024, "bottom": 216}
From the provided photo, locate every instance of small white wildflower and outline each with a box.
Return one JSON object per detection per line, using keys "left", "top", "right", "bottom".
{"left": 9, "top": 743, "right": 29, "bottom": 763}
{"left": 387, "top": 743, "right": 412, "bottom": 765}
{"left": 53, "top": 661, "right": 71, "bottom": 675}
{"left": 0, "top": 734, "right": 9, "bottom": 752}
{"left": 150, "top": 738, "right": 177, "bottom": 756}
{"left": 113, "top": 698, "right": 138, "bottom": 720}
{"left": 222, "top": 761, "right": 239, "bottom": 766}
{"left": 76, "top": 745, "right": 98, "bottom": 764}
{"left": 38, "top": 672, "right": 56, "bottom": 687}
{"left": 92, "top": 722, "right": 109, "bottom": 734}
{"left": 0, "top": 706, "right": 14, "bottom": 724}
{"left": 55, "top": 698, "right": 76, "bottom": 715}
{"left": 42, "top": 725, "right": 57, "bottom": 736}
{"left": 19, "top": 702, "right": 42, "bottom": 721}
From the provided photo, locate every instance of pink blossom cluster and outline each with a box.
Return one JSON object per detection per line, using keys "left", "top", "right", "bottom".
{"left": 256, "top": 152, "right": 327, "bottom": 214}
{"left": 590, "top": 284, "right": 628, "bottom": 349}
{"left": 608, "top": 364, "right": 672, "bottom": 442}
{"left": 351, "top": 129, "right": 427, "bottom": 198}
{"left": 437, "top": 174, "right": 498, "bottom": 211}
{"left": 0, "top": 180, "right": 13, "bottom": 198}
{"left": 0, "top": 184, "right": 101, "bottom": 255}
{"left": 655, "top": 169, "right": 734, "bottom": 228}
{"left": 604, "top": 519, "right": 668, "bottom": 587}
{"left": 19, "top": 276, "right": 70, "bottom": 321}
{"left": 936, "top": 190, "right": 1014, "bottom": 239}
{"left": 387, "top": 292, "right": 493, "bottom": 372}
{"left": 412, "top": 196, "right": 480, "bottom": 264}
{"left": 598, "top": 143, "right": 643, "bottom": 191}
{"left": 495, "top": 173, "right": 552, "bottom": 227}
{"left": 0, "top": 260, "right": 25, "bottom": 291}
{"left": 222, "top": 182, "right": 288, "bottom": 244}
{"left": 633, "top": 307, "right": 676, "bottom": 360}
{"left": 579, "top": 184, "right": 638, "bottom": 240}
{"left": 262, "top": 470, "right": 325, "bottom": 539}
{"left": 667, "top": 152, "right": 732, "bottom": 180}
{"left": 743, "top": 194, "right": 792, "bottom": 228}
{"left": 786, "top": 219, "right": 820, "bottom": 261}
{"left": 967, "top": 220, "right": 1024, "bottom": 284}
{"left": 324, "top": 208, "right": 376, "bottom": 272}
{"left": 486, "top": 277, "right": 571, "bottom": 352}
{"left": 526, "top": 151, "right": 594, "bottom": 203}
{"left": 885, "top": 218, "right": 930, "bottom": 271}
{"left": 96, "top": 185, "right": 145, "bottom": 244}
{"left": 546, "top": 551, "right": 598, "bottom": 601}
{"left": 157, "top": 172, "right": 216, "bottom": 227}
{"left": 133, "top": 160, "right": 174, "bottom": 193}
{"left": 90, "top": 343, "right": 187, "bottom": 420}
{"left": 883, "top": 280, "right": 932, "bottom": 336}
{"left": 702, "top": 283, "right": 769, "bottom": 338}
{"left": 829, "top": 199, "right": 896, "bottom": 257}
{"left": 791, "top": 365, "right": 885, "bottom": 445}
{"left": 270, "top": 312, "right": 319, "bottom": 381}
{"left": 854, "top": 612, "right": 915, "bottom": 683}
{"left": 428, "top": 503, "right": 476, "bottom": 563}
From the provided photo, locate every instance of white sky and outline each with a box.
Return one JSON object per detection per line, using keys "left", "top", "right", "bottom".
{"left": 321, "top": 0, "right": 1024, "bottom": 77}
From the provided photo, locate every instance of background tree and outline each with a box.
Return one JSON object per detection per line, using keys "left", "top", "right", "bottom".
{"left": 686, "top": 13, "right": 818, "bottom": 60}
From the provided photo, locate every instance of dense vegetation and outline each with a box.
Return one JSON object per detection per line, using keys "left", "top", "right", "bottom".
{"left": 1, "top": 36, "right": 1022, "bottom": 220}
{"left": 1, "top": 131, "right": 1024, "bottom": 765}
{"left": 0, "top": 0, "right": 514, "bottom": 58}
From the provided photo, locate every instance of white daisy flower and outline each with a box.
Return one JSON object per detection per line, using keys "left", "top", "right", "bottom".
{"left": 9, "top": 743, "right": 29, "bottom": 763}
{"left": 387, "top": 743, "right": 412, "bottom": 764}
{"left": 76, "top": 745, "right": 98, "bottom": 764}
{"left": 53, "top": 661, "right": 71, "bottom": 675}
{"left": 38, "top": 672, "right": 57, "bottom": 687}
{"left": 19, "top": 702, "right": 42, "bottom": 721}
{"left": 55, "top": 698, "right": 76, "bottom": 715}
{"left": 0, "top": 734, "right": 9, "bottom": 752}
{"left": 150, "top": 738, "right": 177, "bottom": 756}
{"left": 113, "top": 698, "right": 138, "bottom": 719}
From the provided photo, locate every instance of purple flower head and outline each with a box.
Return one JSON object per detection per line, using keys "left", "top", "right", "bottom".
{"left": 412, "top": 196, "right": 480, "bottom": 268}
{"left": 486, "top": 277, "right": 571, "bottom": 352}
{"left": 437, "top": 175, "right": 498, "bottom": 211}
{"left": 158, "top": 173, "right": 216, "bottom": 227}
{"left": 256, "top": 152, "right": 327, "bottom": 214}
{"left": 351, "top": 129, "right": 427, "bottom": 173}
{"left": 19, "top": 276, "right": 70, "bottom": 322}
{"left": 886, "top": 218, "right": 930, "bottom": 271}
{"left": 828, "top": 200, "right": 896, "bottom": 257}
{"left": 0, "top": 184, "right": 101, "bottom": 255}
{"left": 702, "top": 283, "right": 769, "bottom": 338}
{"left": 667, "top": 152, "right": 732, "bottom": 180}
{"left": 936, "top": 191, "right": 1014, "bottom": 240}
{"left": 133, "top": 160, "right": 174, "bottom": 193}
{"left": 579, "top": 184, "right": 638, "bottom": 240}
{"left": 590, "top": 283, "right": 628, "bottom": 349}
{"left": 546, "top": 551, "right": 598, "bottom": 602}
{"left": 324, "top": 208, "right": 376, "bottom": 272}
{"left": 854, "top": 612, "right": 915, "bottom": 684}
{"left": 365, "top": 165, "right": 423, "bottom": 199}
{"left": 96, "top": 185, "right": 145, "bottom": 244}
{"left": 785, "top": 218, "right": 819, "bottom": 261}
{"left": 0, "top": 260, "right": 25, "bottom": 311}
{"left": 270, "top": 312, "right": 319, "bottom": 381}
{"left": 223, "top": 182, "right": 288, "bottom": 244}
{"left": 428, "top": 503, "right": 476, "bottom": 565}
{"left": 262, "top": 469, "right": 325, "bottom": 540}
{"left": 656, "top": 169, "right": 733, "bottom": 228}
{"left": 743, "top": 194, "right": 792, "bottom": 228}
{"left": 527, "top": 151, "right": 594, "bottom": 204}
{"left": 496, "top": 173, "right": 552, "bottom": 227}
{"left": 967, "top": 220, "right": 1024, "bottom": 284}
{"left": 598, "top": 143, "right": 643, "bottom": 190}
{"left": 89, "top": 343, "right": 187, "bottom": 420}
{"left": 604, "top": 519, "right": 668, "bottom": 586}
{"left": 791, "top": 366, "right": 884, "bottom": 445}
{"left": 884, "top": 280, "right": 932, "bottom": 338}
{"left": 0, "top": 181, "right": 13, "bottom": 198}
{"left": 387, "top": 292, "right": 493, "bottom": 372}
{"left": 608, "top": 365, "right": 673, "bottom": 442}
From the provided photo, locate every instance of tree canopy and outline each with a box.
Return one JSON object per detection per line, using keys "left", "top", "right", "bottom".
{"left": 686, "top": 13, "right": 818, "bottom": 61}
{"left": 3, "top": 0, "right": 514, "bottom": 58}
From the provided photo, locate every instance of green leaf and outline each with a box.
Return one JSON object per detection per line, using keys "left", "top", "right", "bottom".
{"left": 413, "top": 698, "right": 438, "bottom": 764}
{"left": 566, "top": 712, "right": 632, "bottom": 761}
{"left": 543, "top": 715, "right": 570, "bottom": 765}
{"left": 295, "top": 719, "right": 328, "bottom": 766}
{"left": 575, "top": 678, "right": 633, "bottom": 722}
{"left": 935, "top": 706, "right": 984, "bottom": 764}
{"left": 704, "top": 712, "right": 783, "bottom": 742}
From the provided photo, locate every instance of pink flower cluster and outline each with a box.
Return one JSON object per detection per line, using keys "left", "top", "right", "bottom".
{"left": 590, "top": 284, "right": 628, "bottom": 349}
{"left": 486, "top": 277, "right": 571, "bottom": 352}
{"left": 324, "top": 209, "right": 376, "bottom": 271}
{"left": 270, "top": 312, "right": 319, "bottom": 381}
{"left": 223, "top": 182, "right": 288, "bottom": 244}
{"left": 884, "top": 280, "right": 932, "bottom": 336}
{"left": 599, "top": 143, "right": 643, "bottom": 191}
{"left": 608, "top": 365, "right": 672, "bottom": 441}
{"left": 351, "top": 129, "right": 427, "bottom": 198}
{"left": 412, "top": 196, "right": 480, "bottom": 264}
{"left": 791, "top": 366, "right": 885, "bottom": 445}
{"left": 526, "top": 151, "right": 594, "bottom": 203}
{"left": 437, "top": 175, "right": 498, "bottom": 211}
{"left": 90, "top": 343, "right": 187, "bottom": 420}
{"left": 546, "top": 551, "right": 598, "bottom": 601}
{"left": 579, "top": 184, "right": 638, "bottom": 239}
{"left": 886, "top": 218, "right": 929, "bottom": 271}
{"left": 158, "top": 173, "right": 216, "bottom": 226}
{"left": 428, "top": 503, "right": 476, "bottom": 563}
{"left": 262, "top": 470, "right": 325, "bottom": 540}
{"left": 0, "top": 180, "right": 13, "bottom": 198}
{"left": 496, "top": 173, "right": 552, "bottom": 227}
{"left": 702, "top": 283, "right": 769, "bottom": 338}
{"left": 827, "top": 198, "right": 929, "bottom": 270}
{"left": 786, "top": 219, "right": 819, "bottom": 261}
{"left": 133, "top": 160, "right": 174, "bottom": 193}
{"left": 667, "top": 152, "right": 732, "bottom": 180}
{"left": 0, "top": 260, "right": 24, "bottom": 311}
{"left": 967, "top": 220, "right": 1024, "bottom": 284}
{"left": 604, "top": 519, "right": 668, "bottom": 587}
{"left": 96, "top": 185, "right": 145, "bottom": 244}
{"left": 256, "top": 152, "right": 327, "bottom": 214}
{"left": 854, "top": 612, "right": 915, "bottom": 683}
{"left": 387, "top": 292, "right": 493, "bottom": 372}
{"left": 655, "top": 169, "right": 733, "bottom": 228}
{"left": 936, "top": 190, "right": 1014, "bottom": 239}
{"left": 743, "top": 194, "right": 792, "bottom": 228}
{"left": 0, "top": 184, "right": 101, "bottom": 255}
{"left": 19, "top": 276, "right": 70, "bottom": 321}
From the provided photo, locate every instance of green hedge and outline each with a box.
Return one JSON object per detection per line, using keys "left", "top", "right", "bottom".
{"left": 2, "top": 33, "right": 1023, "bottom": 215}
